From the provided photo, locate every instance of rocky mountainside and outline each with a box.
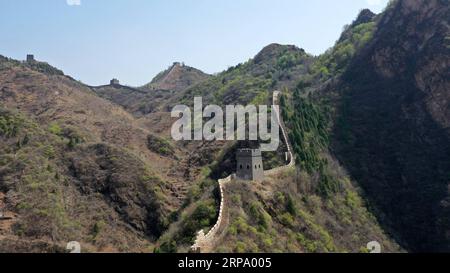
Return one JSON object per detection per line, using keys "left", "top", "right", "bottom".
{"left": 92, "top": 84, "right": 170, "bottom": 117}
{"left": 327, "top": 0, "right": 450, "bottom": 252}
{"left": 0, "top": 56, "right": 208, "bottom": 252}
{"left": 270, "top": 0, "right": 449, "bottom": 252}
{"left": 157, "top": 0, "right": 448, "bottom": 253}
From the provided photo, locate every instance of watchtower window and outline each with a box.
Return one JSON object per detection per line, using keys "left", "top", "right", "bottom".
{"left": 240, "top": 165, "right": 243, "bottom": 169}
{"left": 247, "top": 165, "right": 250, "bottom": 169}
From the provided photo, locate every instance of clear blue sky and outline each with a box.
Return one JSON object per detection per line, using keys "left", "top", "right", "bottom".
{"left": 0, "top": 0, "right": 389, "bottom": 86}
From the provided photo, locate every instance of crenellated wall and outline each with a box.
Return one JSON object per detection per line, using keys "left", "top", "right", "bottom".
{"left": 191, "top": 91, "right": 295, "bottom": 253}
{"left": 191, "top": 174, "right": 233, "bottom": 252}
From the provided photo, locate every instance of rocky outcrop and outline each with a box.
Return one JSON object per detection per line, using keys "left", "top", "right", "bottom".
{"left": 353, "top": 9, "right": 376, "bottom": 26}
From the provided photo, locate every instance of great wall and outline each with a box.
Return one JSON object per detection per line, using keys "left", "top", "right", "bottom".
{"left": 191, "top": 90, "right": 295, "bottom": 253}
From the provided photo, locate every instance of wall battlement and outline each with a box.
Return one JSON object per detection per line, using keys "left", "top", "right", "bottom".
{"left": 236, "top": 149, "right": 262, "bottom": 157}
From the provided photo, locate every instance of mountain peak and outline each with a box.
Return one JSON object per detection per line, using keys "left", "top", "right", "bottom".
{"left": 353, "top": 9, "right": 376, "bottom": 26}
{"left": 144, "top": 62, "right": 210, "bottom": 92}
{"left": 254, "top": 43, "right": 306, "bottom": 65}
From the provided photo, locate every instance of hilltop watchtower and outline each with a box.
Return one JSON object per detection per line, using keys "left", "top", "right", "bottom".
{"left": 110, "top": 78, "right": 120, "bottom": 86}
{"left": 26, "top": 54, "right": 35, "bottom": 63}
{"left": 236, "top": 149, "right": 264, "bottom": 181}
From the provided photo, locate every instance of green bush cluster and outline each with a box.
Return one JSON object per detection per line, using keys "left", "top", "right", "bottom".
{"left": 277, "top": 50, "right": 306, "bottom": 70}
{"left": 288, "top": 85, "right": 329, "bottom": 173}
{"left": 177, "top": 200, "right": 218, "bottom": 245}
{"left": 249, "top": 202, "right": 272, "bottom": 230}
{"left": 154, "top": 240, "right": 177, "bottom": 253}
{"left": 48, "top": 122, "right": 62, "bottom": 136}
{"left": 283, "top": 85, "right": 341, "bottom": 197}
{"left": 0, "top": 111, "right": 23, "bottom": 138}
{"left": 147, "top": 134, "right": 175, "bottom": 157}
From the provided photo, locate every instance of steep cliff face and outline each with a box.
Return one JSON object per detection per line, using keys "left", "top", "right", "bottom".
{"left": 331, "top": 0, "right": 450, "bottom": 251}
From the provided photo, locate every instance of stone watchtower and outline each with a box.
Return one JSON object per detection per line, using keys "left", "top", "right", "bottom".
{"left": 236, "top": 149, "right": 264, "bottom": 181}
{"left": 110, "top": 78, "right": 120, "bottom": 86}
{"left": 26, "top": 54, "right": 35, "bottom": 63}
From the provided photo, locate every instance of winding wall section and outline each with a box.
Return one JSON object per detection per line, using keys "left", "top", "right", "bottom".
{"left": 191, "top": 90, "right": 295, "bottom": 252}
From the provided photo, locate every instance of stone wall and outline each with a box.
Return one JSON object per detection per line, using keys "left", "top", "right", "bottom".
{"left": 264, "top": 91, "right": 295, "bottom": 175}
{"left": 191, "top": 90, "right": 295, "bottom": 253}
{"left": 191, "top": 174, "right": 233, "bottom": 252}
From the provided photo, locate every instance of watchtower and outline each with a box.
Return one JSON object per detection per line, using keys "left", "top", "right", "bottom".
{"left": 110, "top": 78, "right": 120, "bottom": 86}
{"left": 236, "top": 149, "right": 264, "bottom": 181}
{"left": 26, "top": 54, "right": 35, "bottom": 63}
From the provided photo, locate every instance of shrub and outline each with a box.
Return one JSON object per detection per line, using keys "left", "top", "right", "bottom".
{"left": 317, "top": 162, "right": 341, "bottom": 198}
{"left": 62, "top": 127, "right": 85, "bottom": 149}
{"left": 279, "top": 213, "right": 295, "bottom": 227}
{"left": 155, "top": 240, "right": 177, "bottom": 253}
{"left": 48, "top": 122, "right": 62, "bottom": 136}
{"left": 235, "top": 242, "right": 247, "bottom": 253}
{"left": 286, "top": 194, "right": 298, "bottom": 216}
{"left": 92, "top": 220, "right": 106, "bottom": 238}
{"left": 43, "top": 145, "right": 55, "bottom": 159}
{"left": 0, "top": 111, "right": 22, "bottom": 137}
{"left": 147, "top": 134, "right": 175, "bottom": 158}
{"left": 248, "top": 202, "right": 271, "bottom": 230}
{"left": 180, "top": 200, "right": 217, "bottom": 242}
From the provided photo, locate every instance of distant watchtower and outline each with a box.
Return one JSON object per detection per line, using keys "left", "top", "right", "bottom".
{"left": 236, "top": 149, "right": 264, "bottom": 181}
{"left": 26, "top": 54, "right": 35, "bottom": 63}
{"left": 110, "top": 78, "right": 120, "bottom": 86}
